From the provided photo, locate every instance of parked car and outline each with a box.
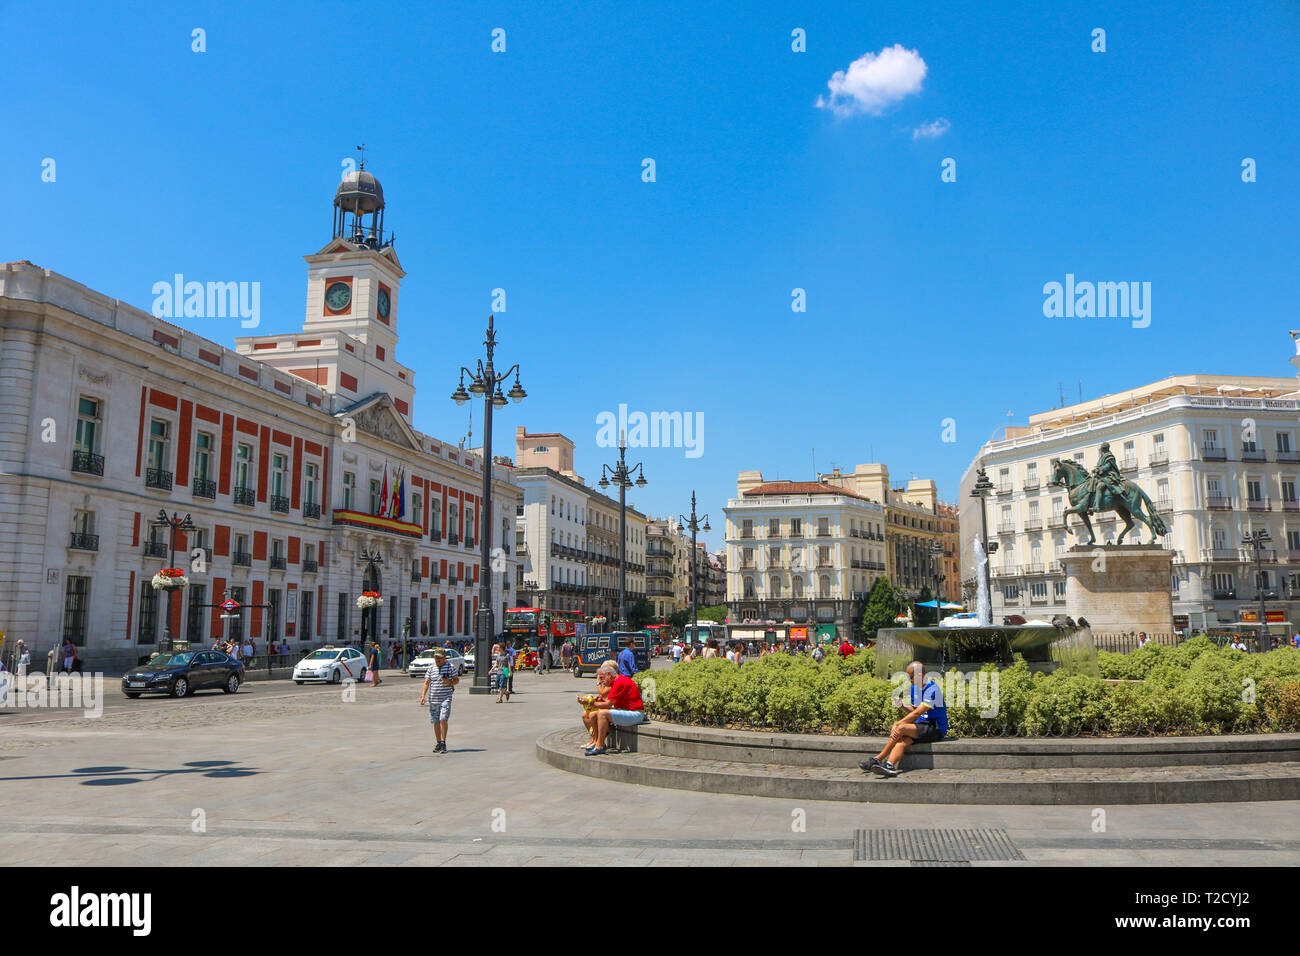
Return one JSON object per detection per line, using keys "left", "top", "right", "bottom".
{"left": 122, "top": 650, "right": 244, "bottom": 698}
{"left": 571, "top": 632, "right": 651, "bottom": 677}
{"left": 407, "top": 648, "right": 467, "bottom": 678}
{"left": 463, "top": 651, "right": 475, "bottom": 672}
{"left": 293, "top": 646, "right": 367, "bottom": 684}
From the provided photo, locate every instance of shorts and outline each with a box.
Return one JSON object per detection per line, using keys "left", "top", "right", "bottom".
{"left": 913, "top": 721, "right": 943, "bottom": 744}
{"left": 428, "top": 697, "right": 452, "bottom": 722}
{"left": 609, "top": 709, "right": 646, "bottom": 727}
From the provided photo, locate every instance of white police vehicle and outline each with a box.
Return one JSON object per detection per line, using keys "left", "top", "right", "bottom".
{"left": 293, "top": 646, "right": 367, "bottom": 684}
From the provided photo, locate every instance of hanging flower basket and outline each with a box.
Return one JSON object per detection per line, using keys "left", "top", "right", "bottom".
{"left": 356, "top": 590, "right": 384, "bottom": 610}
{"left": 152, "top": 568, "right": 189, "bottom": 591}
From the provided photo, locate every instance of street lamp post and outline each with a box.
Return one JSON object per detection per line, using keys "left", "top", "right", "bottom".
{"left": 929, "top": 540, "right": 946, "bottom": 627}
{"left": 970, "top": 467, "right": 996, "bottom": 625}
{"left": 358, "top": 547, "right": 383, "bottom": 653}
{"left": 1243, "top": 529, "right": 1272, "bottom": 650}
{"left": 678, "top": 490, "right": 711, "bottom": 640}
{"left": 451, "top": 314, "right": 526, "bottom": 691}
{"left": 155, "top": 510, "right": 194, "bottom": 652}
{"left": 598, "top": 432, "right": 647, "bottom": 631}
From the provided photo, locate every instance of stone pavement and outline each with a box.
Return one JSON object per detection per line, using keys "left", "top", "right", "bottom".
{"left": 1, "top": 665, "right": 1297, "bottom": 866}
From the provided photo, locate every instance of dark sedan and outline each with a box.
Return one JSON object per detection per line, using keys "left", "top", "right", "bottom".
{"left": 121, "top": 650, "right": 244, "bottom": 698}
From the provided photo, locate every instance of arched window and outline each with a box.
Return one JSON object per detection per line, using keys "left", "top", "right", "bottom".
{"left": 819, "top": 575, "right": 831, "bottom": 598}
{"left": 770, "top": 576, "right": 781, "bottom": 598}
{"left": 792, "top": 576, "right": 804, "bottom": 598}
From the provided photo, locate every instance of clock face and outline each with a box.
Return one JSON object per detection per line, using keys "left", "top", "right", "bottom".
{"left": 325, "top": 281, "right": 352, "bottom": 312}
{"left": 377, "top": 288, "right": 391, "bottom": 318}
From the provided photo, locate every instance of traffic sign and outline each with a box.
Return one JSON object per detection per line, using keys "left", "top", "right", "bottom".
{"left": 220, "top": 599, "right": 240, "bottom": 612}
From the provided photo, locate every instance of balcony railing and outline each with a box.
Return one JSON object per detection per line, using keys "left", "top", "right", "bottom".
{"left": 449, "top": 534, "right": 459, "bottom": 545}
{"left": 232, "top": 551, "right": 252, "bottom": 567}
{"left": 997, "top": 523, "right": 1016, "bottom": 534}
{"left": 69, "top": 532, "right": 99, "bottom": 551}
{"left": 992, "top": 565, "right": 1019, "bottom": 578}
{"left": 1048, "top": 515, "right": 1066, "bottom": 528}
{"left": 233, "top": 486, "right": 255, "bottom": 507}
{"left": 303, "top": 502, "right": 321, "bottom": 520}
{"left": 145, "top": 468, "right": 173, "bottom": 491}
{"left": 1212, "top": 589, "right": 1237, "bottom": 600}
{"left": 411, "top": 569, "right": 422, "bottom": 584}
{"left": 1241, "top": 449, "right": 1266, "bottom": 462}
{"left": 1150, "top": 451, "right": 1169, "bottom": 466}
{"left": 788, "top": 528, "right": 804, "bottom": 538}
{"left": 430, "top": 530, "right": 442, "bottom": 542}
{"left": 1276, "top": 451, "right": 1300, "bottom": 464}
{"left": 270, "top": 495, "right": 290, "bottom": 514}
{"left": 1247, "top": 498, "right": 1270, "bottom": 511}
{"left": 192, "top": 477, "right": 216, "bottom": 499}
{"left": 269, "top": 555, "right": 287, "bottom": 570}
{"left": 1202, "top": 447, "right": 1227, "bottom": 461}
{"left": 1022, "top": 479, "right": 1040, "bottom": 491}
{"left": 1284, "top": 499, "right": 1300, "bottom": 512}
{"left": 1207, "top": 496, "right": 1233, "bottom": 510}
{"left": 816, "top": 529, "right": 831, "bottom": 537}
{"left": 144, "top": 540, "right": 167, "bottom": 558}
{"left": 1024, "top": 562, "right": 1045, "bottom": 575}
{"left": 71, "top": 450, "right": 105, "bottom": 476}
{"left": 1206, "top": 549, "right": 1240, "bottom": 561}
{"left": 1024, "top": 519, "right": 1043, "bottom": 531}
{"left": 302, "top": 559, "right": 318, "bottom": 573}
{"left": 1156, "top": 497, "right": 1173, "bottom": 512}
{"left": 740, "top": 531, "right": 755, "bottom": 539}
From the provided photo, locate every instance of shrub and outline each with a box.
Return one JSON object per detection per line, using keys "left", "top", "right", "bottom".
{"left": 1261, "top": 679, "right": 1300, "bottom": 731}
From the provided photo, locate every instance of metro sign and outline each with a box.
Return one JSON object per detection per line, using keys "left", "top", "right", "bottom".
{"left": 220, "top": 599, "right": 241, "bottom": 613}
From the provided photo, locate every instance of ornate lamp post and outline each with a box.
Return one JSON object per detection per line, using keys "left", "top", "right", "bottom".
{"left": 357, "top": 547, "right": 384, "bottom": 652}
{"left": 451, "top": 314, "right": 525, "bottom": 691}
{"left": 1243, "top": 528, "right": 1272, "bottom": 650}
{"left": 929, "top": 540, "right": 946, "bottom": 627}
{"left": 153, "top": 510, "right": 194, "bottom": 651}
{"left": 970, "top": 467, "right": 996, "bottom": 624}
{"left": 598, "top": 432, "right": 647, "bottom": 631}
{"left": 678, "top": 491, "right": 711, "bottom": 638}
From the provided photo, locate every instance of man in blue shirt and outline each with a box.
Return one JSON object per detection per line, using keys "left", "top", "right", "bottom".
{"left": 617, "top": 636, "right": 638, "bottom": 677}
{"left": 505, "top": 642, "right": 517, "bottom": 694}
{"left": 861, "top": 661, "right": 947, "bottom": 778}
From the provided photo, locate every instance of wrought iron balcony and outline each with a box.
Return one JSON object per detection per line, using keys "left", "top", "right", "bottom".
{"left": 1246, "top": 498, "right": 1270, "bottom": 511}
{"left": 1022, "top": 480, "right": 1040, "bottom": 491}
{"left": 1024, "top": 519, "right": 1043, "bottom": 531}
{"left": 1024, "top": 562, "right": 1045, "bottom": 575}
{"left": 1206, "top": 548, "right": 1240, "bottom": 561}
{"left": 145, "top": 468, "right": 173, "bottom": 491}
{"left": 430, "top": 530, "right": 442, "bottom": 542}
{"left": 1241, "top": 449, "right": 1266, "bottom": 462}
{"left": 1283, "top": 499, "right": 1300, "bottom": 511}
{"left": 1150, "top": 452, "right": 1170, "bottom": 466}
{"left": 449, "top": 533, "right": 459, "bottom": 545}
{"left": 995, "top": 483, "right": 1013, "bottom": 495}
{"left": 269, "top": 555, "right": 287, "bottom": 570}
{"left": 411, "top": 569, "right": 421, "bottom": 583}
{"left": 1048, "top": 515, "right": 1066, "bottom": 528}
{"left": 270, "top": 495, "right": 290, "bottom": 514}
{"left": 1277, "top": 451, "right": 1300, "bottom": 464}
{"left": 997, "top": 523, "right": 1016, "bottom": 534}
{"left": 302, "top": 559, "right": 318, "bottom": 573}
{"left": 192, "top": 477, "right": 217, "bottom": 499}
{"left": 1202, "top": 447, "right": 1227, "bottom": 461}
{"left": 740, "top": 530, "right": 755, "bottom": 539}
{"left": 303, "top": 502, "right": 321, "bottom": 520}
{"left": 143, "top": 540, "right": 167, "bottom": 558}
{"left": 71, "top": 450, "right": 104, "bottom": 476}
{"left": 1212, "top": 589, "right": 1237, "bottom": 600}
{"left": 1119, "top": 457, "right": 1139, "bottom": 473}
{"left": 1207, "top": 495, "right": 1233, "bottom": 510}
{"left": 233, "top": 486, "right": 255, "bottom": 507}
{"left": 69, "top": 532, "right": 99, "bottom": 551}
{"left": 232, "top": 551, "right": 252, "bottom": 567}
{"left": 1156, "top": 497, "right": 1173, "bottom": 512}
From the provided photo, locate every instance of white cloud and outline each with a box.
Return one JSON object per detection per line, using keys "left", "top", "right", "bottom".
{"left": 816, "top": 44, "right": 928, "bottom": 117}
{"left": 912, "top": 117, "right": 951, "bottom": 140}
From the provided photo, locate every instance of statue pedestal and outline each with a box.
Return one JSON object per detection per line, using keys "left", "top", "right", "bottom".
{"left": 1060, "top": 545, "right": 1174, "bottom": 636}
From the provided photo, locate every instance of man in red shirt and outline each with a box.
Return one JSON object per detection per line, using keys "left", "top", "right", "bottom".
{"left": 585, "top": 660, "right": 644, "bottom": 755}
{"left": 840, "top": 640, "right": 855, "bottom": 658}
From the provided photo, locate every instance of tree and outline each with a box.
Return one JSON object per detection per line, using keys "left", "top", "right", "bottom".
{"left": 697, "top": 604, "right": 728, "bottom": 623}
{"left": 916, "top": 585, "right": 935, "bottom": 627}
{"left": 626, "top": 597, "right": 654, "bottom": 631}
{"left": 667, "top": 609, "right": 691, "bottom": 631}
{"left": 858, "top": 576, "right": 902, "bottom": 641}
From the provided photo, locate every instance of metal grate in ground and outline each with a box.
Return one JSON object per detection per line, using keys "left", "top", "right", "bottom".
{"left": 854, "top": 828, "right": 1025, "bottom": 864}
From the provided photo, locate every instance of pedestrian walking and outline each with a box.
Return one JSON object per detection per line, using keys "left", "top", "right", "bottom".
{"left": 367, "top": 641, "right": 383, "bottom": 685}
{"left": 671, "top": 641, "right": 682, "bottom": 665}
{"left": 505, "top": 642, "right": 517, "bottom": 695}
{"left": 491, "top": 643, "right": 512, "bottom": 703}
{"left": 418, "top": 649, "right": 459, "bottom": 754}
{"left": 537, "top": 640, "right": 550, "bottom": 675}
{"left": 15, "top": 640, "right": 30, "bottom": 679}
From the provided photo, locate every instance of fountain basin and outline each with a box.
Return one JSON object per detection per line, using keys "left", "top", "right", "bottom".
{"left": 876, "top": 624, "right": 1098, "bottom": 678}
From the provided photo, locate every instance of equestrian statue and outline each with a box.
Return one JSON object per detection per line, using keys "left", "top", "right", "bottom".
{"left": 1049, "top": 443, "right": 1167, "bottom": 545}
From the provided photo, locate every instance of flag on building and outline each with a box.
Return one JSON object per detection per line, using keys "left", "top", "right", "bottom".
{"left": 392, "top": 468, "right": 406, "bottom": 520}
{"left": 377, "top": 464, "right": 389, "bottom": 517}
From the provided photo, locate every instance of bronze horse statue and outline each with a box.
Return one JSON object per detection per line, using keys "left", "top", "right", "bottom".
{"left": 1049, "top": 458, "right": 1167, "bottom": 545}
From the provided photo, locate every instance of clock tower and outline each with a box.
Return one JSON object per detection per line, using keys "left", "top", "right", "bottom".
{"left": 236, "top": 164, "right": 417, "bottom": 419}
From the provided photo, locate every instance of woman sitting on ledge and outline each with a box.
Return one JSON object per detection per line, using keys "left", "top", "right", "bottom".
{"left": 578, "top": 660, "right": 644, "bottom": 756}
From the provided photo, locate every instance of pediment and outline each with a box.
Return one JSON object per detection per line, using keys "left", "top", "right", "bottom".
{"left": 336, "top": 393, "right": 421, "bottom": 451}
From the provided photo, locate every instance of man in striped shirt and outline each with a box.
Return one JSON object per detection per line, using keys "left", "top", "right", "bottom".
{"left": 419, "top": 650, "right": 459, "bottom": 754}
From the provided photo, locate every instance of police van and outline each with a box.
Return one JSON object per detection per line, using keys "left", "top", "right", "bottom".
{"left": 570, "top": 631, "right": 651, "bottom": 678}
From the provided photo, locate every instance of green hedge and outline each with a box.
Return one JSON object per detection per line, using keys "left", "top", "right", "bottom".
{"left": 633, "top": 640, "right": 1300, "bottom": 736}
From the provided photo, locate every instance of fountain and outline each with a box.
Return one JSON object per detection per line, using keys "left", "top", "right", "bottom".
{"left": 876, "top": 528, "right": 1098, "bottom": 678}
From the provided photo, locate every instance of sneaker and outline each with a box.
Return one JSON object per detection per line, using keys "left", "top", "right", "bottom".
{"left": 880, "top": 761, "right": 901, "bottom": 777}
{"left": 859, "top": 757, "right": 881, "bottom": 773}
{"left": 435, "top": 741, "right": 447, "bottom": 754}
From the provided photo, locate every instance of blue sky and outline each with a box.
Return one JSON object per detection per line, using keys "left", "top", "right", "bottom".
{"left": 6, "top": 0, "right": 1300, "bottom": 550}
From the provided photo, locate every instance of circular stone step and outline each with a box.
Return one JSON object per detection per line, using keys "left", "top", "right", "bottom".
{"left": 537, "top": 729, "right": 1300, "bottom": 805}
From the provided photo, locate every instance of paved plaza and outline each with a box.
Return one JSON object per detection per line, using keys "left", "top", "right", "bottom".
{"left": 1, "top": 663, "right": 1297, "bottom": 867}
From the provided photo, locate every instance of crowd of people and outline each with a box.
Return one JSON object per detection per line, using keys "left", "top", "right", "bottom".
{"left": 662, "top": 637, "right": 865, "bottom": 665}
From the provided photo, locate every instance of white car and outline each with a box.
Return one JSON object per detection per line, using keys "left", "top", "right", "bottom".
{"left": 293, "top": 646, "right": 367, "bottom": 684}
{"left": 407, "top": 649, "right": 466, "bottom": 678}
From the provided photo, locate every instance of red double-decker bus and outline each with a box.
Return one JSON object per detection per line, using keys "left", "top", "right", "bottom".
{"left": 503, "top": 608, "right": 583, "bottom": 645}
